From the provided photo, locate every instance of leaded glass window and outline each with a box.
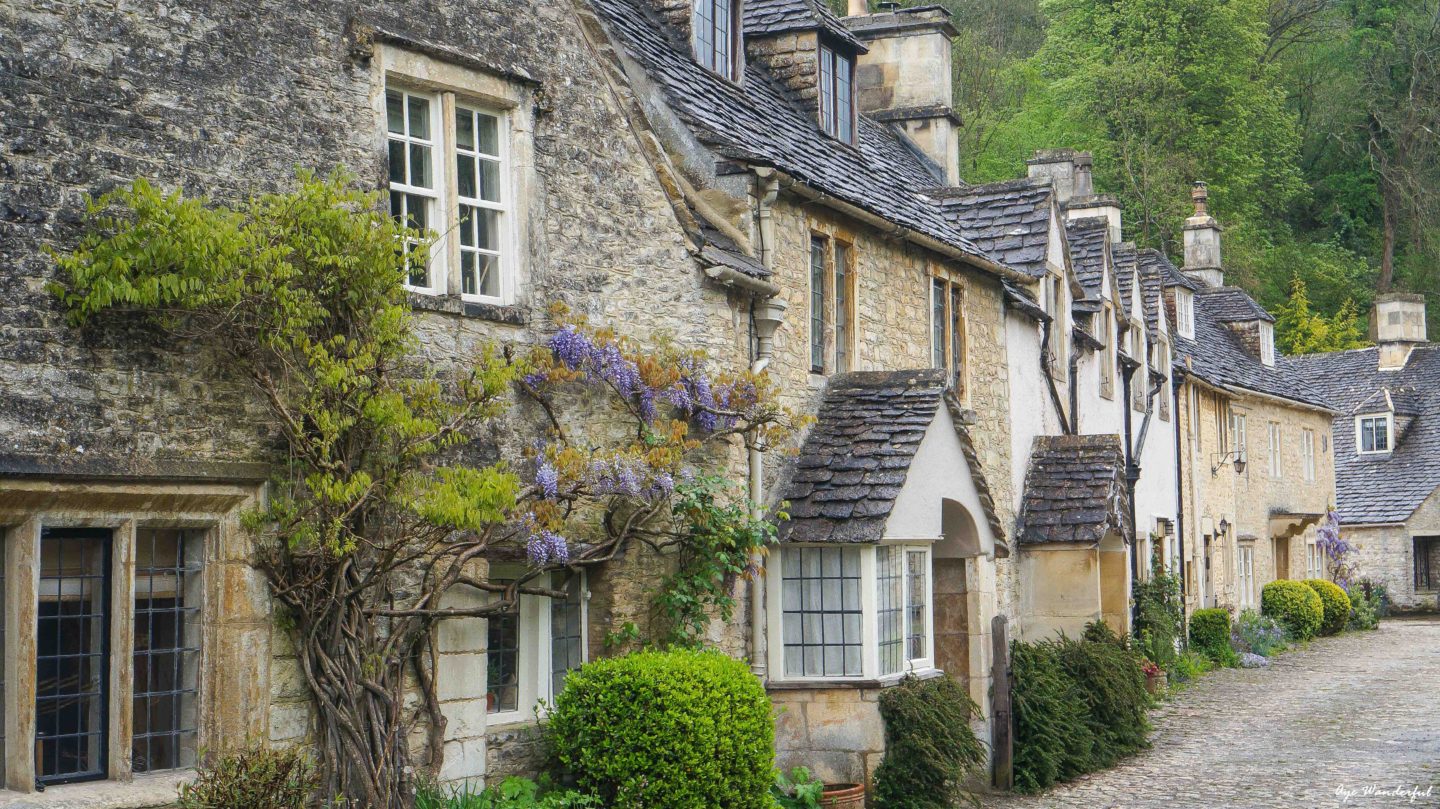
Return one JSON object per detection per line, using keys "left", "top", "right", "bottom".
{"left": 550, "top": 573, "right": 585, "bottom": 699}
{"left": 818, "top": 44, "right": 856, "bottom": 143}
{"left": 36, "top": 528, "right": 110, "bottom": 785}
{"left": 132, "top": 529, "right": 202, "bottom": 773}
{"left": 810, "top": 237, "right": 827, "bottom": 373}
{"left": 781, "top": 547, "right": 863, "bottom": 677}
{"left": 876, "top": 546, "right": 904, "bottom": 675}
{"left": 834, "top": 242, "right": 852, "bottom": 373}
{"left": 693, "top": 0, "right": 738, "bottom": 79}
{"left": 906, "top": 550, "right": 928, "bottom": 662}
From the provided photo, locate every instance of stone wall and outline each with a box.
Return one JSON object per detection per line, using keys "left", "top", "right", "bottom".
{"left": 1348, "top": 486, "right": 1440, "bottom": 612}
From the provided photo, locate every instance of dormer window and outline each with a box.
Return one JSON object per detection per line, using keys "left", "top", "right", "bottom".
{"left": 1260, "top": 321, "right": 1275, "bottom": 366}
{"left": 694, "top": 0, "right": 740, "bottom": 80}
{"left": 1357, "top": 413, "right": 1392, "bottom": 454}
{"left": 1175, "top": 288, "right": 1194, "bottom": 339}
{"left": 818, "top": 42, "right": 855, "bottom": 142}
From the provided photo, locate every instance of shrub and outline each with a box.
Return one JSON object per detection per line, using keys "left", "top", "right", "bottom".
{"left": 415, "top": 777, "right": 601, "bottom": 809}
{"left": 1232, "top": 609, "right": 1288, "bottom": 657}
{"left": 1304, "top": 579, "right": 1352, "bottom": 636}
{"left": 1347, "top": 582, "right": 1383, "bottom": 630}
{"left": 771, "top": 767, "right": 823, "bottom": 809}
{"left": 1262, "top": 579, "right": 1324, "bottom": 640}
{"left": 1052, "top": 633, "right": 1151, "bottom": 767}
{"left": 1188, "top": 608, "right": 1237, "bottom": 665}
{"left": 1169, "top": 649, "right": 1212, "bottom": 685}
{"left": 176, "top": 745, "right": 316, "bottom": 809}
{"left": 1132, "top": 559, "right": 1184, "bottom": 670}
{"left": 872, "top": 675, "right": 986, "bottom": 809}
{"left": 1010, "top": 640, "right": 1095, "bottom": 793}
{"left": 546, "top": 649, "right": 774, "bottom": 809}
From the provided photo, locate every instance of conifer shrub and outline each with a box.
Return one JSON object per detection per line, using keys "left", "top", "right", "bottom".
{"left": 1011, "top": 640, "right": 1095, "bottom": 793}
{"left": 1303, "top": 578, "right": 1352, "bottom": 636}
{"left": 546, "top": 649, "right": 774, "bottom": 809}
{"left": 1188, "top": 608, "right": 1238, "bottom": 665}
{"left": 1261, "top": 579, "right": 1324, "bottom": 640}
{"left": 872, "top": 675, "right": 986, "bottom": 809}
{"left": 1053, "top": 627, "right": 1151, "bottom": 766}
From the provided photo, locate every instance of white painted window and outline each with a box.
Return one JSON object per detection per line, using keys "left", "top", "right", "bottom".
{"left": 1237, "top": 543, "right": 1255, "bottom": 609}
{"left": 1268, "top": 422, "right": 1283, "bottom": 478}
{"left": 1306, "top": 543, "right": 1324, "bottom": 580}
{"left": 1156, "top": 340, "right": 1171, "bottom": 421}
{"left": 776, "top": 544, "right": 934, "bottom": 681}
{"left": 1099, "top": 305, "right": 1115, "bottom": 399}
{"left": 1175, "top": 288, "right": 1195, "bottom": 339}
{"left": 1356, "top": 414, "right": 1392, "bottom": 454}
{"left": 1302, "top": 429, "right": 1316, "bottom": 482}
{"left": 818, "top": 43, "right": 855, "bottom": 143}
{"left": 1232, "top": 412, "right": 1248, "bottom": 464}
{"left": 386, "top": 84, "right": 516, "bottom": 303}
{"left": 693, "top": 0, "right": 739, "bottom": 79}
{"left": 486, "top": 570, "right": 587, "bottom": 723}
{"left": 930, "top": 275, "right": 966, "bottom": 396}
{"left": 1260, "top": 321, "right": 1276, "bottom": 366}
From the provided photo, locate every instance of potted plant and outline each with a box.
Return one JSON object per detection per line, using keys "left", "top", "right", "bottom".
{"left": 819, "top": 783, "right": 867, "bottom": 809}
{"left": 773, "top": 767, "right": 867, "bottom": 809}
{"left": 1141, "top": 658, "right": 1167, "bottom": 694}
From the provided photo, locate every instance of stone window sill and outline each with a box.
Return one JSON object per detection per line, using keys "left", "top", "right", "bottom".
{"left": 0, "top": 773, "right": 191, "bottom": 808}
{"left": 766, "top": 667, "right": 943, "bottom": 691}
{"left": 408, "top": 291, "right": 527, "bottom": 325}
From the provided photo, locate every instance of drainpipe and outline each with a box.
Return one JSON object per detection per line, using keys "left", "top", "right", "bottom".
{"left": 1119, "top": 354, "right": 1141, "bottom": 630}
{"left": 1126, "top": 364, "right": 1165, "bottom": 630}
{"left": 1040, "top": 318, "right": 1074, "bottom": 435}
{"left": 748, "top": 169, "right": 784, "bottom": 680}
{"left": 1173, "top": 373, "right": 1187, "bottom": 609}
{"left": 1068, "top": 333, "right": 1081, "bottom": 433}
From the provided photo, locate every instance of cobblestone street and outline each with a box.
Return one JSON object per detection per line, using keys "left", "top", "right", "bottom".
{"left": 985, "top": 617, "right": 1440, "bottom": 808}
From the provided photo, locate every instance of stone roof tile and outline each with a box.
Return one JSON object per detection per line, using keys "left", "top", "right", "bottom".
{"left": 1018, "top": 434, "right": 1131, "bottom": 545}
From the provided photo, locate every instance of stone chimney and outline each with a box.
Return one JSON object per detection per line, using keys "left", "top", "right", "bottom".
{"left": 1371, "top": 293, "right": 1428, "bottom": 370}
{"left": 1182, "top": 182, "right": 1223, "bottom": 287}
{"left": 846, "top": 6, "right": 961, "bottom": 184}
{"left": 1027, "top": 149, "right": 1086, "bottom": 204}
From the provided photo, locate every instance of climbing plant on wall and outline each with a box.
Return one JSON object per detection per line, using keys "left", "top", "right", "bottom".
{"left": 51, "top": 171, "right": 798, "bottom": 808}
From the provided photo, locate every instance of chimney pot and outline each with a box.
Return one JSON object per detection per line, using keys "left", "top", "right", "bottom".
{"left": 847, "top": 0, "right": 869, "bottom": 15}
{"left": 1191, "top": 181, "right": 1209, "bottom": 216}
{"left": 1182, "top": 180, "right": 1223, "bottom": 287}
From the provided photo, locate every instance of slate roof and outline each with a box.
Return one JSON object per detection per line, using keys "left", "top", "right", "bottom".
{"left": 1112, "top": 242, "right": 1139, "bottom": 313}
{"left": 1136, "top": 251, "right": 1168, "bottom": 336}
{"left": 777, "top": 370, "right": 1006, "bottom": 544}
{"left": 743, "top": 0, "right": 866, "bottom": 51}
{"left": 1174, "top": 289, "right": 1332, "bottom": 409}
{"left": 696, "top": 213, "right": 769, "bottom": 277}
{"left": 1018, "top": 434, "right": 1132, "bottom": 545}
{"left": 1065, "top": 217, "right": 1109, "bottom": 299}
{"left": 590, "top": 0, "right": 1004, "bottom": 268}
{"left": 1137, "top": 248, "right": 1197, "bottom": 291}
{"left": 1004, "top": 281, "right": 1048, "bottom": 321}
{"left": 1198, "top": 286, "right": 1275, "bottom": 323}
{"left": 1282, "top": 345, "right": 1440, "bottom": 523}
{"left": 936, "top": 178, "right": 1057, "bottom": 279}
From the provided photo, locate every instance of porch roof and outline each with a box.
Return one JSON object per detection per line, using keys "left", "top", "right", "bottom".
{"left": 1018, "top": 434, "right": 1132, "bottom": 545}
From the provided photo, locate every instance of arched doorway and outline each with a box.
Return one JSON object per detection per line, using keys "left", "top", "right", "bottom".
{"left": 933, "top": 499, "right": 984, "bottom": 687}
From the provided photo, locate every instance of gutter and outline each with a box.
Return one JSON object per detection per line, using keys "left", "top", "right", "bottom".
{"left": 704, "top": 264, "right": 780, "bottom": 297}
{"left": 774, "top": 172, "right": 1036, "bottom": 285}
{"left": 747, "top": 169, "right": 784, "bottom": 681}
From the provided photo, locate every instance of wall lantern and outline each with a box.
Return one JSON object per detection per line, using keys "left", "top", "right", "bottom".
{"left": 1211, "top": 450, "right": 1247, "bottom": 476}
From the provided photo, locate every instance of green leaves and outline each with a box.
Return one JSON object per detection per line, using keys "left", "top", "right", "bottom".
{"left": 412, "top": 467, "right": 520, "bottom": 531}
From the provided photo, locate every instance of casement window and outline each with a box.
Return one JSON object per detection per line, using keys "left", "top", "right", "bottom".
{"left": 1301, "top": 429, "right": 1316, "bottom": 482}
{"left": 930, "top": 276, "right": 966, "bottom": 396}
{"left": 1044, "top": 274, "right": 1067, "bottom": 378}
{"left": 1175, "top": 288, "right": 1195, "bottom": 339}
{"left": 1268, "top": 422, "right": 1283, "bottom": 478}
{"left": 1356, "top": 414, "right": 1392, "bottom": 454}
{"left": 485, "top": 570, "right": 586, "bottom": 722}
{"left": 1414, "top": 537, "right": 1439, "bottom": 591}
{"left": 1306, "top": 542, "right": 1324, "bottom": 580}
{"left": 1216, "top": 401, "right": 1231, "bottom": 455}
{"left": 1099, "top": 306, "right": 1116, "bottom": 399}
{"left": 693, "top": 0, "right": 740, "bottom": 80}
{"left": 385, "top": 85, "right": 515, "bottom": 303}
{"left": 774, "top": 544, "right": 934, "bottom": 681}
{"left": 818, "top": 43, "right": 855, "bottom": 143}
{"left": 1237, "top": 543, "right": 1256, "bottom": 609}
{"left": 1259, "top": 321, "right": 1276, "bottom": 366}
{"left": 1231, "top": 412, "right": 1248, "bottom": 463}
{"left": 809, "top": 235, "right": 857, "bottom": 375}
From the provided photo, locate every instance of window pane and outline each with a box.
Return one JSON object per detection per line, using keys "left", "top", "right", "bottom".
{"left": 819, "top": 48, "right": 835, "bottom": 134}
{"left": 386, "top": 91, "right": 405, "bottom": 134}
{"left": 836, "top": 55, "right": 853, "bottom": 142}
{"left": 133, "top": 529, "right": 202, "bottom": 773}
{"left": 950, "top": 286, "right": 965, "bottom": 388}
{"left": 876, "top": 546, "right": 903, "bottom": 675}
{"left": 406, "top": 194, "right": 429, "bottom": 231}
{"left": 479, "top": 158, "right": 502, "bottom": 203}
{"left": 37, "top": 529, "right": 109, "bottom": 785}
{"left": 834, "top": 244, "right": 850, "bottom": 374}
{"left": 715, "top": 0, "right": 732, "bottom": 77}
{"left": 781, "top": 547, "right": 862, "bottom": 678}
{"left": 477, "top": 113, "right": 500, "bottom": 156}
{"left": 407, "top": 94, "right": 430, "bottom": 140}
{"left": 810, "top": 237, "right": 827, "bottom": 372}
{"left": 456, "top": 154, "right": 477, "bottom": 200}
{"left": 932, "top": 279, "right": 946, "bottom": 369}
{"left": 408, "top": 143, "right": 432, "bottom": 188}
{"left": 550, "top": 574, "right": 585, "bottom": 699}
{"left": 906, "top": 551, "right": 927, "bottom": 661}
{"left": 487, "top": 605, "right": 520, "bottom": 714}
{"left": 456, "top": 109, "right": 474, "bottom": 150}
{"left": 387, "top": 140, "right": 405, "bottom": 185}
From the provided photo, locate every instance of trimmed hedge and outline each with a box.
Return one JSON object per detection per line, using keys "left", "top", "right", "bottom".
{"left": 872, "top": 675, "right": 986, "bottom": 809}
{"left": 1262, "top": 579, "right": 1324, "bottom": 640}
{"left": 547, "top": 649, "right": 774, "bottom": 809}
{"left": 1303, "top": 579, "right": 1352, "bottom": 636}
{"left": 1188, "top": 609, "right": 1230, "bottom": 657}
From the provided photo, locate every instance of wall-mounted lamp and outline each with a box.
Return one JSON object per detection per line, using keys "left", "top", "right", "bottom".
{"left": 1211, "top": 450, "right": 1247, "bottom": 476}
{"left": 1217, "top": 518, "right": 1231, "bottom": 538}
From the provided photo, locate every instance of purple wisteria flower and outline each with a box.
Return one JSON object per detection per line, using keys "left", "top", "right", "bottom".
{"left": 535, "top": 461, "right": 559, "bottom": 499}
{"left": 526, "top": 529, "right": 569, "bottom": 566}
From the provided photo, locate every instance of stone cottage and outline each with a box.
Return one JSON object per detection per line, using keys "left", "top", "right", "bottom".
{"left": 1285, "top": 293, "right": 1440, "bottom": 612}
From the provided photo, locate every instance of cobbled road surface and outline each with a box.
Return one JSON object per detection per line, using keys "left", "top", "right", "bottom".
{"left": 983, "top": 616, "right": 1440, "bottom": 809}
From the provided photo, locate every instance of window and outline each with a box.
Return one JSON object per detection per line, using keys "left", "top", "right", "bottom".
{"left": 386, "top": 84, "right": 515, "bottom": 303}
{"left": 930, "top": 276, "right": 966, "bottom": 396}
{"left": 1130, "top": 322, "right": 1146, "bottom": 410}
{"left": 1156, "top": 340, "right": 1171, "bottom": 421}
{"left": 818, "top": 43, "right": 855, "bottom": 142}
{"left": 1099, "top": 306, "right": 1115, "bottom": 399}
{"left": 1175, "top": 288, "right": 1195, "bottom": 339}
{"left": 693, "top": 0, "right": 739, "bottom": 80}
{"left": 1259, "top": 321, "right": 1276, "bottom": 366}
{"left": 36, "top": 529, "right": 110, "bottom": 785}
{"left": 810, "top": 235, "right": 857, "bottom": 375}
{"left": 1044, "top": 275, "right": 1066, "bottom": 377}
{"left": 1268, "top": 422, "right": 1283, "bottom": 478}
{"left": 776, "top": 544, "right": 934, "bottom": 680}
{"left": 1237, "top": 543, "right": 1255, "bottom": 609}
{"left": 485, "top": 570, "right": 586, "bottom": 721}
{"left": 1415, "top": 537, "right": 1440, "bottom": 592}
{"left": 132, "top": 529, "right": 202, "bottom": 774}
{"left": 1302, "top": 429, "right": 1316, "bottom": 482}
{"left": 1306, "top": 542, "right": 1324, "bottom": 580}
{"left": 1230, "top": 412, "right": 1247, "bottom": 463}
{"left": 1357, "top": 414, "right": 1392, "bottom": 454}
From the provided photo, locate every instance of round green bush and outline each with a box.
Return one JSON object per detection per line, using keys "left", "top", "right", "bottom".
{"left": 1303, "top": 578, "right": 1352, "bottom": 636}
{"left": 1187, "top": 608, "right": 1231, "bottom": 658}
{"left": 1261, "top": 579, "right": 1324, "bottom": 640}
{"left": 546, "top": 649, "right": 774, "bottom": 809}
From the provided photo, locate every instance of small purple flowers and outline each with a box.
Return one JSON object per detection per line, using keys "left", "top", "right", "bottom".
{"left": 526, "top": 529, "right": 569, "bottom": 566}
{"left": 535, "top": 461, "right": 559, "bottom": 499}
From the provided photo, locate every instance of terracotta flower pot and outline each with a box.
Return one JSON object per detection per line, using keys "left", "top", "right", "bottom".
{"left": 820, "top": 783, "right": 866, "bottom": 809}
{"left": 1145, "top": 671, "right": 1167, "bottom": 695}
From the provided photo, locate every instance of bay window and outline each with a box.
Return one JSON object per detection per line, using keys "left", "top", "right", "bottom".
{"left": 773, "top": 544, "right": 934, "bottom": 681}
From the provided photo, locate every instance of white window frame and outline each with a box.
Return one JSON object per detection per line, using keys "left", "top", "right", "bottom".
{"left": 1232, "top": 412, "right": 1248, "bottom": 464}
{"left": 1301, "top": 429, "right": 1316, "bottom": 481}
{"left": 453, "top": 103, "right": 514, "bottom": 305}
{"left": 1237, "top": 543, "right": 1256, "bottom": 609}
{"left": 386, "top": 87, "right": 447, "bottom": 295}
{"left": 1175, "top": 288, "right": 1195, "bottom": 339}
{"left": 1306, "top": 542, "right": 1325, "bottom": 580}
{"left": 768, "top": 543, "right": 936, "bottom": 683}
{"left": 485, "top": 568, "right": 587, "bottom": 727}
{"left": 1260, "top": 321, "right": 1276, "bottom": 366}
{"left": 1356, "top": 413, "right": 1393, "bottom": 455}
{"left": 1268, "top": 422, "right": 1283, "bottom": 478}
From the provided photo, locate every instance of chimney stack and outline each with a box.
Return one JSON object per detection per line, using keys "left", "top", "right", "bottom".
{"left": 847, "top": 0, "right": 868, "bottom": 15}
{"left": 847, "top": 7, "right": 961, "bottom": 185}
{"left": 1027, "top": 148, "right": 1085, "bottom": 203}
{"left": 1372, "top": 293, "right": 1428, "bottom": 370}
{"left": 1182, "top": 182, "right": 1223, "bottom": 287}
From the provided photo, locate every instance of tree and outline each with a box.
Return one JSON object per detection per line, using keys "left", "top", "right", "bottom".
{"left": 51, "top": 173, "right": 796, "bottom": 807}
{"left": 1272, "top": 274, "right": 1367, "bottom": 354}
